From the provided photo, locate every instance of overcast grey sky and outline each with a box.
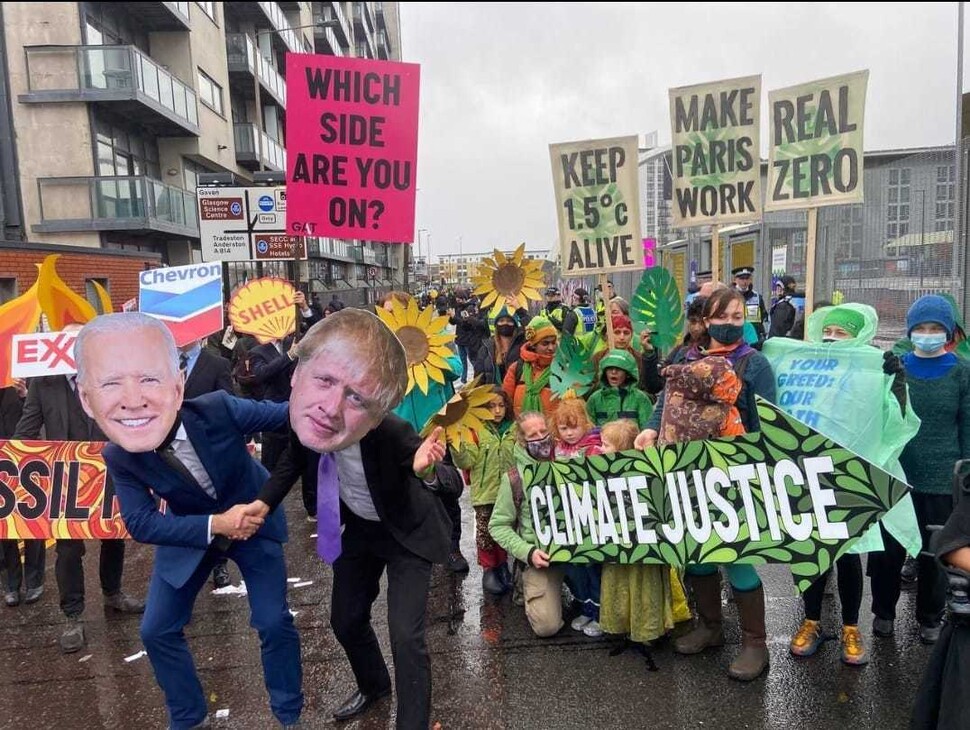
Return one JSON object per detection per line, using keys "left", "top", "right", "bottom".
{"left": 400, "top": 2, "right": 962, "bottom": 260}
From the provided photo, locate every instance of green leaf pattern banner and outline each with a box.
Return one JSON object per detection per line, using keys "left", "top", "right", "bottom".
{"left": 525, "top": 398, "right": 910, "bottom": 592}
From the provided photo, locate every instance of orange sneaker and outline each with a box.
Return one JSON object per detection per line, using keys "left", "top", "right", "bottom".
{"left": 841, "top": 625, "right": 868, "bottom": 665}
{"left": 790, "top": 619, "right": 822, "bottom": 657}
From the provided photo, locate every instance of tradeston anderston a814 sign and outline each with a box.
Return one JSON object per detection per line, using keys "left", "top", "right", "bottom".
{"left": 525, "top": 399, "right": 910, "bottom": 591}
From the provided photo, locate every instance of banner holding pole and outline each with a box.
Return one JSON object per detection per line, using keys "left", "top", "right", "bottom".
{"left": 668, "top": 75, "right": 762, "bottom": 228}
{"left": 549, "top": 135, "right": 642, "bottom": 277}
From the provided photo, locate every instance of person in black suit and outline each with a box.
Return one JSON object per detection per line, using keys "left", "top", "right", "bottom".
{"left": 0, "top": 379, "right": 46, "bottom": 607}
{"left": 179, "top": 339, "right": 235, "bottom": 589}
{"left": 234, "top": 309, "right": 458, "bottom": 729}
{"left": 13, "top": 325, "right": 144, "bottom": 653}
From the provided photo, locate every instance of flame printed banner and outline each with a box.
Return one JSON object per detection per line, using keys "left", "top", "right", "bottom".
{"left": 0, "top": 440, "right": 129, "bottom": 540}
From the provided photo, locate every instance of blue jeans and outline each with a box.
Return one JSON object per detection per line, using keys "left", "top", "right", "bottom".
{"left": 457, "top": 344, "right": 470, "bottom": 382}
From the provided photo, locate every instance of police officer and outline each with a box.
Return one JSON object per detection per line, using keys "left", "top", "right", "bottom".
{"left": 543, "top": 286, "right": 567, "bottom": 331}
{"left": 562, "top": 287, "right": 597, "bottom": 337}
{"left": 767, "top": 275, "right": 801, "bottom": 339}
{"left": 733, "top": 266, "right": 767, "bottom": 341}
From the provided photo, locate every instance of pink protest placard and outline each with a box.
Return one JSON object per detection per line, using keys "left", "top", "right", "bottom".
{"left": 286, "top": 54, "right": 420, "bottom": 243}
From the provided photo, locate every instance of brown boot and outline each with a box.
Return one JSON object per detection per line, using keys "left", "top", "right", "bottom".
{"left": 674, "top": 572, "right": 725, "bottom": 654}
{"left": 729, "top": 584, "right": 769, "bottom": 681}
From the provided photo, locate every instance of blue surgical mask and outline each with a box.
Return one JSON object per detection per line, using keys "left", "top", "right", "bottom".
{"left": 911, "top": 333, "right": 948, "bottom": 354}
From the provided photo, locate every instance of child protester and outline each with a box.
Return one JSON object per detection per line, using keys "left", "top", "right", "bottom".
{"left": 598, "top": 420, "right": 687, "bottom": 649}
{"left": 488, "top": 411, "right": 565, "bottom": 637}
{"left": 586, "top": 349, "right": 654, "bottom": 430}
{"left": 451, "top": 388, "right": 516, "bottom": 595}
{"left": 550, "top": 397, "right": 605, "bottom": 637}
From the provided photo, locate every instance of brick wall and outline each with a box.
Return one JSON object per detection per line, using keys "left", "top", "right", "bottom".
{"left": 0, "top": 245, "right": 162, "bottom": 308}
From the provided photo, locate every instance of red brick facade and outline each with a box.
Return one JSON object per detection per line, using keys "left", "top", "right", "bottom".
{"left": 0, "top": 243, "right": 162, "bottom": 308}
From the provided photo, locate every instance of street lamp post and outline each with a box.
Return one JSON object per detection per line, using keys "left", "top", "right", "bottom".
{"left": 917, "top": 188, "right": 926, "bottom": 290}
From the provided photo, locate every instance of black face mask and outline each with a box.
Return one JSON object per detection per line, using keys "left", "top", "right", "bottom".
{"left": 707, "top": 323, "right": 744, "bottom": 346}
{"left": 496, "top": 324, "right": 515, "bottom": 337}
{"left": 525, "top": 435, "right": 554, "bottom": 460}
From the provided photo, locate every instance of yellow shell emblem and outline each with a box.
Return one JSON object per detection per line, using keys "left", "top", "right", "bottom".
{"left": 228, "top": 277, "right": 296, "bottom": 344}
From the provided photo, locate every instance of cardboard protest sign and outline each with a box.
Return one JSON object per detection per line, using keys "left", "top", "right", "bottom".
{"left": 139, "top": 263, "right": 224, "bottom": 347}
{"left": 668, "top": 75, "right": 761, "bottom": 227}
{"left": 766, "top": 70, "right": 868, "bottom": 211}
{"left": 0, "top": 281, "right": 42, "bottom": 388}
{"left": 525, "top": 399, "right": 909, "bottom": 591}
{"left": 550, "top": 135, "right": 642, "bottom": 276}
{"left": 12, "top": 331, "right": 77, "bottom": 378}
{"left": 286, "top": 54, "right": 420, "bottom": 242}
{"left": 228, "top": 277, "right": 296, "bottom": 344}
{"left": 0, "top": 440, "right": 128, "bottom": 539}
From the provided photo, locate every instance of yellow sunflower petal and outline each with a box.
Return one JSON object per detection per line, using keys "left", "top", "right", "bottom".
{"left": 416, "top": 302, "right": 435, "bottom": 330}
{"left": 391, "top": 299, "right": 411, "bottom": 328}
{"left": 480, "top": 256, "right": 496, "bottom": 269}
{"left": 426, "top": 351, "right": 453, "bottom": 371}
{"left": 405, "top": 370, "right": 416, "bottom": 396}
{"left": 429, "top": 314, "right": 451, "bottom": 333}
{"left": 489, "top": 299, "right": 504, "bottom": 319}
{"left": 521, "top": 286, "right": 541, "bottom": 301}
{"left": 413, "top": 364, "right": 430, "bottom": 394}
{"left": 512, "top": 245, "right": 525, "bottom": 266}
{"left": 375, "top": 306, "right": 397, "bottom": 330}
{"left": 427, "top": 334, "right": 453, "bottom": 347}
{"left": 494, "top": 250, "right": 507, "bottom": 266}
{"left": 480, "top": 291, "right": 499, "bottom": 308}
{"left": 406, "top": 295, "right": 420, "bottom": 323}
{"left": 427, "top": 364, "right": 446, "bottom": 385}
{"left": 429, "top": 343, "right": 455, "bottom": 357}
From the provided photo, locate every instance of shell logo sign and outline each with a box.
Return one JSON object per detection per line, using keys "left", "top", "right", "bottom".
{"left": 228, "top": 278, "right": 297, "bottom": 344}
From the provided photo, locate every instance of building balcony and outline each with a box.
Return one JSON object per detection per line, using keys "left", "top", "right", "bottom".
{"left": 34, "top": 176, "right": 199, "bottom": 238}
{"left": 19, "top": 45, "right": 199, "bottom": 137}
{"left": 375, "top": 3, "right": 386, "bottom": 29}
{"left": 376, "top": 29, "right": 389, "bottom": 59}
{"left": 353, "top": 2, "right": 374, "bottom": 35}
{"left": 225, "top": 33, "right": 286, "bottom": 107}
{"left": 354, "top": 41, "right": 374, "bottom": 60}
{"left": 128, "top": 2, "right": 191, "bottom": 30}
{"left": 316, "top": 2, "right": 351, "bottom": 47}
{"left": 312, "top": 20, "right": 345, "bottom": 57}
{"left": 233, "top": 124, "right": 286, "bottom": 172}
{"left": 277, "top": 0, "right": 302, "bottom": 10}
{"left": 226, "top": 2, "right": 303, "bottom": 53}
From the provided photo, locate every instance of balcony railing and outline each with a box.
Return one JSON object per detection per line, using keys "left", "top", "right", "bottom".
{"left": 258, "top": 1, "right": 302, "bottom": 53}
{"left": 233, "top": 124, "right": 286, "bottom": 171}
{"left": 319, "top": 1, "right": 350, "bottom": 46}
{"left": 226, "top": 33, "right": 286, "bottom": 106}
{"left": 34, "top": 176, "right": 199, "bottom": 237}
{"left": 20, "top": 45, "right": 199, "bottom": 136}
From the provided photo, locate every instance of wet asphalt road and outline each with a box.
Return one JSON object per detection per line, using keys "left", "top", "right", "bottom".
{"left": 0, "top": 487, "right": 936, "bottom": 729}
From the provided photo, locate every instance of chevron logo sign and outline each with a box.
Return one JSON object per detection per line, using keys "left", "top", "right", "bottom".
{"left": 139, "top": 263, "right": 224, "bottom": 347}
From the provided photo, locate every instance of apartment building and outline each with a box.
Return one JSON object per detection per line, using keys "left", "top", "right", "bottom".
{"left": 0, "top": 1, "right": 404, "bottom": 308}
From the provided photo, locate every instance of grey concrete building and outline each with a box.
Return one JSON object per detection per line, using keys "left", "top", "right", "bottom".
{"left": 0, "top": 1, "right": 404, "bottom": 307}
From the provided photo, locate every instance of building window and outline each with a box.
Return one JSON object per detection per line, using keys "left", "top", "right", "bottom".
{"left": 0, "top": 278, "right": 17, "bottom": 304}
{"left": 94, "top": 111, "right": 161, "bottom": 179}
{"left": 935, "top": 164, "right": 955, "bottom": 232}
{"left": 196, "top": 1, "right": 217, "bottom": 22}
{"left": 886, "top": 167, "right": 910, "bottom": 242}
{"left": 197, "top": 69, "right": 224, "bottom": 115}
{"left": 183, "top": 159, "right": 210, "bottom": 192}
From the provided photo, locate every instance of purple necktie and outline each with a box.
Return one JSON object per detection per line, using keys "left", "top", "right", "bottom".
{"left": 316, "top": 452, "right": 342, "bottom": 564}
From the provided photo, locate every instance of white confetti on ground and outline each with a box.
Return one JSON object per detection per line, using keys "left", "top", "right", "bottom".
{"left": 286, "top": 577, "right": 301, "bottom": 583}
{"left": 292, "top": 581, "right": 313, "bottom": 588}
{"left": 211, "top": 581, "right": 247, "bottom": 596}
{"left": 78, "top": 654, "right": 93, "bottom": 663}
{"left": 215, "top": 709, "right": 230, "bottom": 719}
{"left": 124, "top": 650, "right": 147, "bottom": 663}
{"left": 309, "top": 534, "right": 318, "bottom": 538}
{"left": 289, "top": 609, "right": 299, "bottom": 618}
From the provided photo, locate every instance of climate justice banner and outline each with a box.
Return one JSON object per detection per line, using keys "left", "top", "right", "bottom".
{"left": 526, "top": 400, "right": 909, "bottom": 591}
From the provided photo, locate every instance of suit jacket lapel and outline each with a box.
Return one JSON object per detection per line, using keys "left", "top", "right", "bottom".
{"left": 177, "top": 408, "right": 220, "bottom": 501}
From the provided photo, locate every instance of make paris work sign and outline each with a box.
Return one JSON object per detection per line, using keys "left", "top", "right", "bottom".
{"left": 286, "top": 54, "right": 419, "bottom": 243}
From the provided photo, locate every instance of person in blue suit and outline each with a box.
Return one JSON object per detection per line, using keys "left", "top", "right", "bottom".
{"left": 74, "top": 312, "right": 302, "bottom": 730}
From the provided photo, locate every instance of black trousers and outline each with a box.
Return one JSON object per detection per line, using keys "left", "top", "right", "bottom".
{"left": 1, "top": 539, "right": 46, "bottom": 592}
{"left": 330, "top": 507, "right": 433, "bottom": 730}
{"left": 869, "top": 492, "right": 953, "bottom": 627}
{"left": 261, "top": 432, "right": 290, "bottom": 472}
{"left": 302, "top": 448, "right": 320, "bottom": 517}
{"left": 803, "top": 553, "right": 863, "bottom": 625}
{"left": 56, "top": 539, "right": 124, "bottom": 618}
